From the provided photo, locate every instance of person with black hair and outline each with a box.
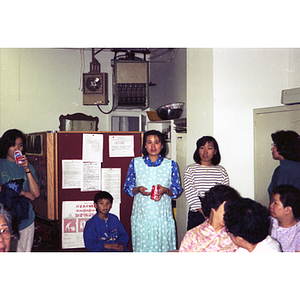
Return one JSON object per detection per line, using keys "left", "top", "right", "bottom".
{"left": 269, "top": 185, "right": 300, "bottom": 252}
{"left": 224, "top": 198, "right": 281, "bottom": 252}
{"left": 0, "top": 129, "right": 40, "bottom": 252}
{"left": 179, "top": 184, "right": 239, "bottom": 252}
{"left": 123, "top": 130, "right": 182, "bottom": 252}
{"left": 268, "top": 130, "right": 300, "bottom": 200}
{"left": 83, "top": 191, "right": 129, "bottom": 252}
{"left": 184, "top": 136, "right": 229, "bottom": 230}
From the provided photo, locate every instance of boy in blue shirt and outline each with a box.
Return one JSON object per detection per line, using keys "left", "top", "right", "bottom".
{"left": 83, "top": 191, "right": 129, "bottom": 252}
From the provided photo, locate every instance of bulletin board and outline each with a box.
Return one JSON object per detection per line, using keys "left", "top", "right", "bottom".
{"left": 57, "top": 131, "right": 142, "bottom": 251}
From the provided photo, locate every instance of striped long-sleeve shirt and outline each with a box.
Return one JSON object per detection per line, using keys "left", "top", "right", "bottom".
{"left": 183, "top": 163, "right": 229, "bottom": 211}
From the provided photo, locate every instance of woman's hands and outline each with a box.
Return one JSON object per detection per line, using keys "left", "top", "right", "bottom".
{"left": 17, "top": 154, "right": 30, "bottom": 172}
{"left": 18, "top": 154, "right": 40, "bottom": 200}
{"left": 155, "top": 184, "right": 173, "bottom": 201}
{"left": 133, "top": 184, "right": 173, "bottom": 201}
{"left": 20, "top": 190, "right": 36, "bottom": 201}
{"left": 133, "top": 186, "right": 151, "bottom": 196}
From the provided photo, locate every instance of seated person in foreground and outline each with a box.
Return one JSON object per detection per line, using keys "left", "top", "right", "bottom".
{"left": 269, "top": 185, "right": 300, "bottom": 252}
{"left": 179, "top": 184, "right": 240, "bottom": 252}
{"left": 0, "top": 203, "right": 12, "bottom": 252}
{"left": 83, "top": 191, "right": 129, "bottom": 252}
{"left": 224, "top": 197, "right": 281, "bottom": 252}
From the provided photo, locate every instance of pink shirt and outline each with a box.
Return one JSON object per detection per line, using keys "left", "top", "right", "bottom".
{"left": 270, "top": 217, "right": 300, "bottom": 252}
{"left": 179, "top": 220, "right": 238, "bottom": 252}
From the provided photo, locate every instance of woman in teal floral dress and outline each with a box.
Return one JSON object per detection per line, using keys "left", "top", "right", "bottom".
{"left": 123, "top": 130, "right": 182, "bottom": 252}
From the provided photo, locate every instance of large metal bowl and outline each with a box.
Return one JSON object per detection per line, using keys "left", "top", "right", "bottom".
{"left": 156, "top": 102, "right": 184, "bottom": 120}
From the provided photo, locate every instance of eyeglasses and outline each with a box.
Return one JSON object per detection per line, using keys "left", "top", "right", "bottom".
{"left": 271, "top": 143, "right": 277, "bottom": 148}
{"left": 0, "top": 227, "right": 11, "bottom": 240}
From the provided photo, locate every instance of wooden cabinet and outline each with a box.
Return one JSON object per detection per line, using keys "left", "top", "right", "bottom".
{"left": 27, "top": 131, "right": 57, "bottom": 220}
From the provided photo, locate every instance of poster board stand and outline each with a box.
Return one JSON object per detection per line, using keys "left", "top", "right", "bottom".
{"left": 57, "top": 131, "right": 141, "bottom": 251}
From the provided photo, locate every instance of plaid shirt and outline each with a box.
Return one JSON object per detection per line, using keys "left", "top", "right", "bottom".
{"left": 179, "top": 220, "right": 238, "bottom": 252}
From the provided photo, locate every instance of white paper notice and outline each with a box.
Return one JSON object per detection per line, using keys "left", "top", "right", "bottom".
{"left": 110, "top": 203, "right": 120, "bottom": 219}
{"left": 102, "top": 168, "right": 121, "bottom": 203}
{"left": 102, "top": 168, "right": 121, "bottom": 218}
{"left": 62, "top": 160, "right": 83, "bottom": 189}
{"left": 109, "top": 135, "right": 134, "bottom": 157}
{"left": 82, "top": 133, "right": 103, "bottom": 162}
{"left": 82, "top": 161, "right": 101, "bottom": 192}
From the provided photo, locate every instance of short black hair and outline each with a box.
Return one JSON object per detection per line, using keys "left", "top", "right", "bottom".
{"left": 193, "top": 136, "right": 221, "bottom": 165}
{"left": 141, "top": 130, "right": 167, "bottom": 157}
{"left": 271, "top": 130, "right": 300, "bottom": 162}
{"left": 201, "top": 184, "right": 240, "bottom": 217}
{"left": 94, "top": 191, "right": 113, "bottom": 204}
{"left": 224, "top": 198, "right": 270, "bottom": 245}
{"left": 272, "top": 185, "right": 300, "bottom": 218}
{"left": 0, "top": 129, "right": 27, "bottom": 158}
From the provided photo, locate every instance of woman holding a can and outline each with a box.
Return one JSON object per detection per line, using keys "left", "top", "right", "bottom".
{"left": 0, "top": 129, "right": 40, "bottom": 252}
{"left": 123, "top": 130, "right": 182, "bottom": 252}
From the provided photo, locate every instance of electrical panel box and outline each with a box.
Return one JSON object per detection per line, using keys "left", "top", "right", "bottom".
{"left": 83, "top": 72, "right": 108, "bottom": 105}
{"left": 112, "top": 60, "right": 149, "bottom": 109}
{"left": 281, "top": 87, "right": 300, "bottom": 105}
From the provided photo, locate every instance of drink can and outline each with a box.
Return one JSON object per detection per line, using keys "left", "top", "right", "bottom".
{"left": 150, "top": 185, "right": 160, "bottom": 201}
{"left": 14, "top": 150, "right": 23, "bottom": 164}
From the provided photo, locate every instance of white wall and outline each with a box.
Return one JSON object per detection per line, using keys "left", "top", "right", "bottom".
{"left": 149, "top": 48, "right": 186, "bottom": 118}
{"left": 212, "top": 48, "right": 300, "bottom": 198}
{"left": 2, "top": 47, "right": 300, "bottom": 201}
{"left": 186, "top": 49, "right": 213, "bottom": 166}
{"left": 0, "top": 48, "right": 114, "bottom": 135}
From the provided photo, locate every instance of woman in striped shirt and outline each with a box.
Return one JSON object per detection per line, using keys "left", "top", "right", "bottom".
{"left": 184, "top": 136, "right": 229, "bottom": 230}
